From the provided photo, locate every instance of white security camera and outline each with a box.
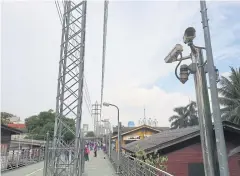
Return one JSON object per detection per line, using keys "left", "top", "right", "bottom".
{"left": 183, "top": 27, "right": 196, "bottom": 44}
{"left": 164, "top": 44, "right": 183, "bottom": 63}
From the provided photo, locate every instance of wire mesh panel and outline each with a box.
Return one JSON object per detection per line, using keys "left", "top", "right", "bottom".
{"left": 110, "top": 149, "right": 118, "bottom": 170}
{"left": 44, "top": 1, "right": 87, "bottom": 176}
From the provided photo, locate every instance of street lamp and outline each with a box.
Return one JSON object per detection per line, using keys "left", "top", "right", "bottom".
{"left": 164, "top": 27, "right": 221, "bottom": 176}
{"left": 103, "top": 102, "right": 120, "bottom": 174}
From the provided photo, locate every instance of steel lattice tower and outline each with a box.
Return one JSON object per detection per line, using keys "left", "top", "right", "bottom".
{"left": 44, "top": 1, "right": 87, "bottom": 176}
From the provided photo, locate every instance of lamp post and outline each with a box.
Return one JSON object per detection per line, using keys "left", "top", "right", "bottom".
{"left": 103, "top": 102, "right": 120, "bottom": 174}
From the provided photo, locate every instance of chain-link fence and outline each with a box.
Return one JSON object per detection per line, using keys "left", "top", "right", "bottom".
{"left": 1, "top": 147, "right": 45, "bottom": 171}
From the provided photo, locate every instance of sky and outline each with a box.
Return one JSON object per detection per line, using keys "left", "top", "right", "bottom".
{"left": 1, "top": 0, "right": 240, "bottom": 131}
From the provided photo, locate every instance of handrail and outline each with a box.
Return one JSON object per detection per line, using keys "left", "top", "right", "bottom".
{"left": 107, "top": 149, "right": 174, "bottom": 176}
{"left": 122, "top": 153, "right": 174, "bottom": 176}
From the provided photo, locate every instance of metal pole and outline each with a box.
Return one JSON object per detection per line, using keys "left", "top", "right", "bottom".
{"left": 192, "top": 48, "right": 218, "bottom": 176}
{"left": 117, "top": 121, "right": 121, "bottom": 174}
{"left": 200, "top": 1, "right": 229, "bottom": 176}
{"left": 100, "top": 0, "right": 109, "bottom": 125}
{"left": 109, "top": 127, "right": 111, "bottom": 158}
{"left": 17, "top": 134, "right": 21, "bottom": 168}
{"left": 43, "top": 132, "right": 49, "bottom": 176}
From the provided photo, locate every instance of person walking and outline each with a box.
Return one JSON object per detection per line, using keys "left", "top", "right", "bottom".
{"left": 94, "top": 143, "right": 97, "bottom": 157}
{"left": 84, "top": 145, "right": 90, "bottom": 161}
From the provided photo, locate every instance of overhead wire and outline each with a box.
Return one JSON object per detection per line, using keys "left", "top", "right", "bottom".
{"left": 55, "top": 1, "right": 63, "bottom": 24}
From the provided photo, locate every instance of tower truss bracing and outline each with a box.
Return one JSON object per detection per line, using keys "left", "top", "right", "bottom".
{"left": 44, "top": 1, "right": 87, "bottom": 176}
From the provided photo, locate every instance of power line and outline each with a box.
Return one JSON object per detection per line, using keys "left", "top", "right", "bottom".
{"left": 55, "top": 1, "right": 63, "bottom": 24}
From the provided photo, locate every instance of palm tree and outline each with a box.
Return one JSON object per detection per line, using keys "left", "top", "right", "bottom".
{"left": 218, "top": 67, "right": 240, "bottom": 125}
{"left": 169, "top": 101, "right": 199, "bottom": 129}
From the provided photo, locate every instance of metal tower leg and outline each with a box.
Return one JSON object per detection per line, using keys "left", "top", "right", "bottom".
{"left": 44, "top": 1, "right": 87, "bottom": 176}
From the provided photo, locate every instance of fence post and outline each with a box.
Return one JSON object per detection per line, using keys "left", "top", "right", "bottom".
{"left": 16, "top": 134, "right": 21, "bottom": 168}
{"left": 43, "top": 132, "right": 49, "bottom": 176}
{"left": 108, "top": 133, "right": 111, "bottom": 158}
{"left": 127, "top": 156, "right": 130, "bottom": 176}
{"left": 135, "top": 159, "right": 137, "bottom": 175}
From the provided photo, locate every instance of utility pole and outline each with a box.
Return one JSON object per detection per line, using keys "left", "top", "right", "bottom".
{"left": 117, "top": 122, "right": 122, "bottom": 174}
{"left": 92, "top": 101, "right": 101, "bottom": 136}
{"left": 191, "top": 48, "right": 218, "bottom": 176}
{"left": 200, "top": 1, "right": 229, "bottom": 175}
{"left": 100, "top": 0, "right": 109, "bottom": 130}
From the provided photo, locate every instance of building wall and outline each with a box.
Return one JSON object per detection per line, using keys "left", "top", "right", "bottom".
{"left": 165, "top": 142, "right": 240, "bottom": 176}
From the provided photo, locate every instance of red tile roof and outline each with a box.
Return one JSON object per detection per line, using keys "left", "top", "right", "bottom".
{"left": 7, "top": 123, "right": 26, "bottom": 129}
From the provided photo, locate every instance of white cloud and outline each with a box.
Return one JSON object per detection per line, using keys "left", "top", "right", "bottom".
{"left": 1, "top": 1, "right": 238, "bottom": 130}
{"left": 221, "top": 72, "right": 231, "bottom": 78}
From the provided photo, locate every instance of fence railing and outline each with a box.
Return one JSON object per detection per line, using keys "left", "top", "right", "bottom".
{"left": 1, "top": 148, "right": 45, "bottom": 171}
{"left": 107, "top": 149, "right": 173, "bottom": 176}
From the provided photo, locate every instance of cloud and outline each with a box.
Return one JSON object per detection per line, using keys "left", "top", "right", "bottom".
{"left": 1, "top": 1, "right": 239, "bottom": 130}
{"left": 221, "top": 72, "right": 231, "bottom": 78}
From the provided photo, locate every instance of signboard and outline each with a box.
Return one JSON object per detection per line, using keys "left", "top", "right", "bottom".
{"left": 126, "top": 136, "right": 141, "bottom": 140}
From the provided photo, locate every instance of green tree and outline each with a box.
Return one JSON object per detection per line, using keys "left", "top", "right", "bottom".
{"left": 1, "top": 112, "right": 14, "bottom": 125}
{"left": 85, "top": 131, "right": 95, "bottom": 137}
{"left": 25, "top": 110, "right": 75, "bottom": 142}
{"left": 169, "top": 101, "right": 199, "bottom": 129}
{"left": 135, "top": 145, "right": 168, "bottom": 171}
{"left": 219, "top": 67, "right": 240, "bottom": 125}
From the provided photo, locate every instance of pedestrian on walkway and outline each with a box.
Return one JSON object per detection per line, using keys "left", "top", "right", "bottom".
{"left": 84, "top": 145, "right": 90, "bottom": 161}
{"left": 94, "top": 143, "right": 97, "bottom": 157}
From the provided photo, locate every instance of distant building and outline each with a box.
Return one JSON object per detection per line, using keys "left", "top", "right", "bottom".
{"left": 128, "top": 121, "right": 135, "bottom": 127}
{"left": 111, "top": 124, "right": 169, "bottom": 151}
{"left": 9, "top": 116, "right": 21, "bottom": 123}
{"left": 83, "top": 124, "right": 89, "bottom": 132}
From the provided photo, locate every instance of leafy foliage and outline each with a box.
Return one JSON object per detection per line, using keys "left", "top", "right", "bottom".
{"left": 25, "top": 109, "right": 75, "bottom": 142}
{"left": 1, "top": 112, "right": 14, "bottom": 125}
{"left": 219, "top": 67, "right": 240, "bottom": 125}
{"left": 85, "top": 131, "right": 95, "bottom": 137}
{"left": 169, "top": 101, "right": 199, "bottom": 129}
{"left": 135, "top": 145, "right": 168, "bottom": 171}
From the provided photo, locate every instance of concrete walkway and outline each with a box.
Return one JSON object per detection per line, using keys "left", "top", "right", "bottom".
{"left": 2, "top": 162, "right": 43, "bottom": 176}
{"left": 83, "top": 150, "right": 116, "bottom": 176}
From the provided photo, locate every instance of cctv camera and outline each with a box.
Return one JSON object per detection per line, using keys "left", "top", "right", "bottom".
{"left": 164, "top": 44, "right": 183, "bottom": 63}
{"left": 183, "top": 27, "right": 196, "bottom": 44}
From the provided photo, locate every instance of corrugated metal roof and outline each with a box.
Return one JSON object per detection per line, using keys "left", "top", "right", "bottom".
{"left": 123, "top": 121, "right": 240, "bottom": 154}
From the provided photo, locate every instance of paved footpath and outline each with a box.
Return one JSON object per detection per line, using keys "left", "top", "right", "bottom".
{"left": 83, "top": 150, "right": 117, "bottom": 176}
{"left": 2, "top": 150, "right": 116, "bottom": 176}
{"left": 2, "top": 162, "right": 43, "bottom": 176}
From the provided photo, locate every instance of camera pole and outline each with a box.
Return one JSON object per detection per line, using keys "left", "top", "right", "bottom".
{"left": 200, "top": 1, "right": 229, "bottom": 176}
{"left": 191, "top": 48, "right": 218, "bottom": 176}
